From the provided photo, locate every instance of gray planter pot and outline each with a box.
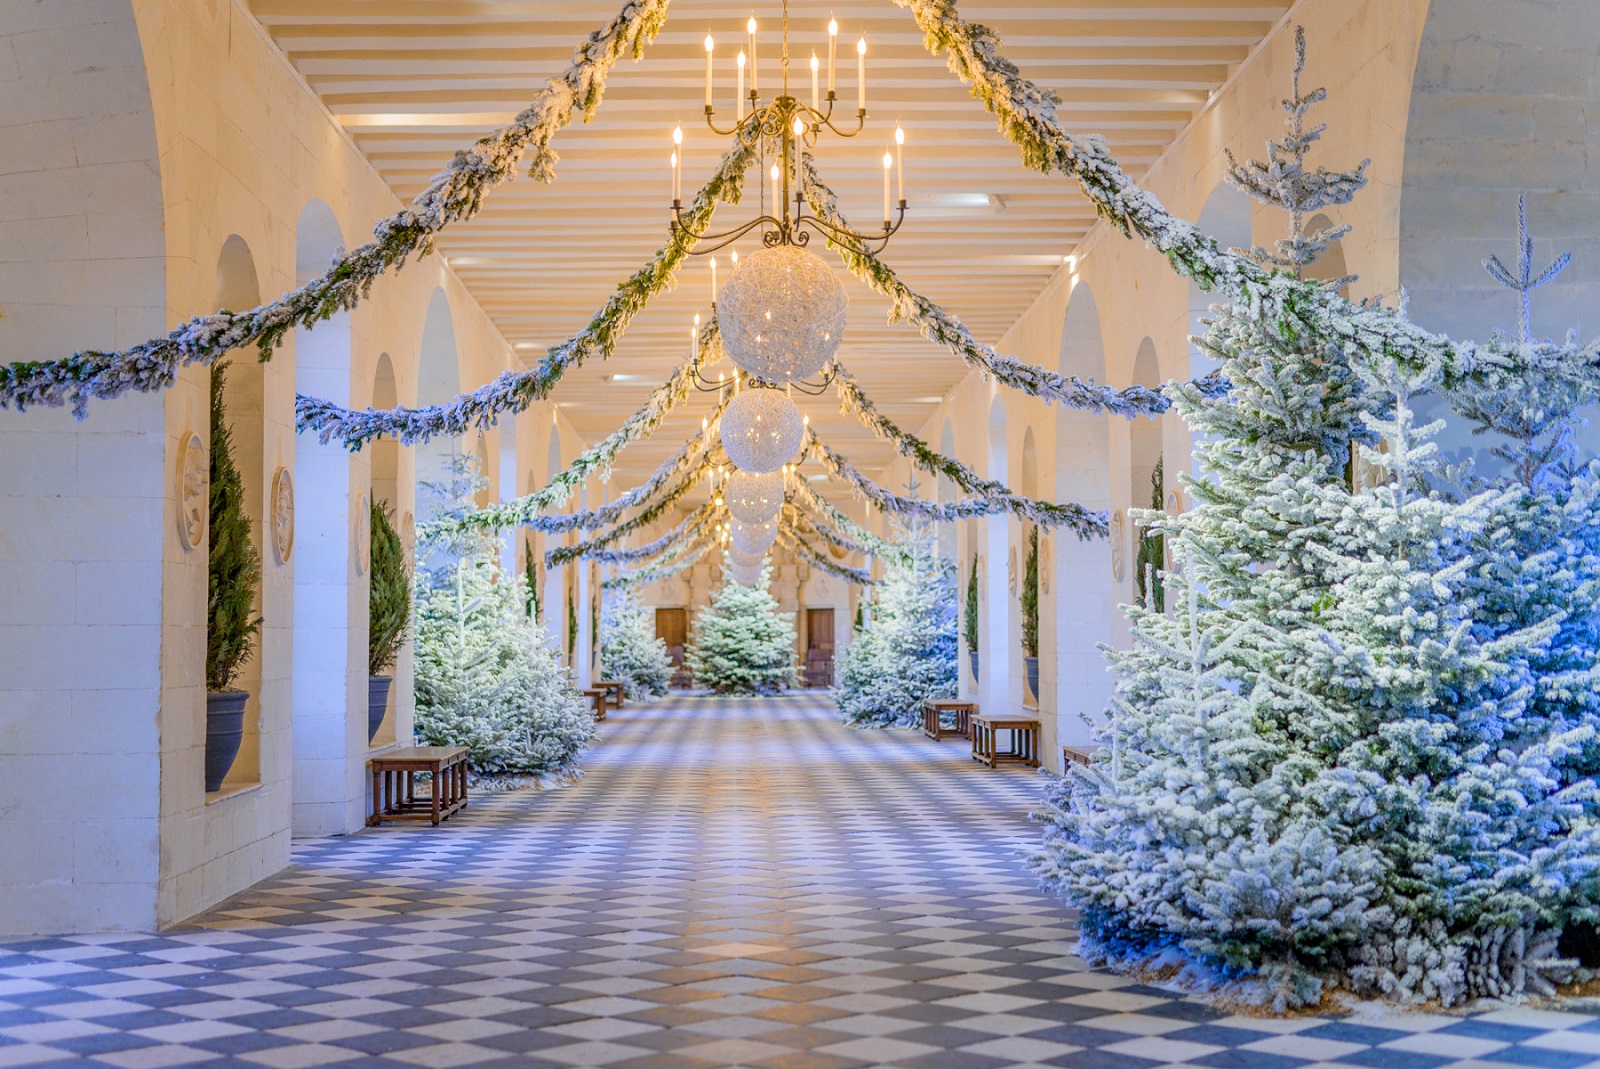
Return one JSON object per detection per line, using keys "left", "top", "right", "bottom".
{"left": 368, "top": 676, "right": 393, "bottom": 744}
{"left": 1024, "top": 656, "right": 1039, "bottom": 704}
{"left": 205, "top": 690, "right": 249, "bottom": 793}
{"left": 968, "top": 650, "right": 980, "bottom": 685}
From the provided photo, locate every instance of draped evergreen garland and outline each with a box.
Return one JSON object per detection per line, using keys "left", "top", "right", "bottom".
{"left": 0, "top": 0, "right": 672, "bottom": 418}
{"left": 778, "top": 522, "right": 880, "bottom": 587}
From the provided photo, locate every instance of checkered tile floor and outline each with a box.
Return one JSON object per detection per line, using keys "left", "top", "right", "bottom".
{"left": 4, "top": 692, "right": 1600, "bottom": 1068}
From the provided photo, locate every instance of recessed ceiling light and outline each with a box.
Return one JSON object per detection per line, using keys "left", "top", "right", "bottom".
{"left": 910, "top": 395, "right": 945, "bottom": 404}
{"left": 513, "top": 342, "right": 539, "bottom": 351}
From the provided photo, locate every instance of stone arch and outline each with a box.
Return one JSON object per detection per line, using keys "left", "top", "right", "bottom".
{"left": 1190, "top": 183, "right": 1252, "bottom": 381}
{"left": 370, "top": 354, "right": 400, "bottom": 510}
{"left": 1054, "top": 282, "right": 1115, "bottom": 750}
{"left": 0, "top": 0, "right": 170, "bottom": 935}
{"left": 979, "top": 396, "right": 1015, "bottom": 712}
{"left": 415, "top": 288, "right": 461, "bottom": 521}
{"left": 1130, "top": 339, "right": 1163, "bottom": 517}
{"left": 937, "top": 418, "right": 958, "bottom": 561}
{"left": 1400, "top": 0, "right": 1600, "bottom": 469}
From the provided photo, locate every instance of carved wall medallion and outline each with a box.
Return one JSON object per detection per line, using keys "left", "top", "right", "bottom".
{"left": 269, "top": 467, "right": 295, "bottom": 564}
{"left": 815, "top": 575, "right": 831, "bottom": 598}
{"left": 354, "top": 493, "right": 371, "bottom": 575}
{"left": 177, "top": 431, "right": 207, "bottom": 551}
{"left": 1109, "top": 511, "right": 1126, "bottom": 582}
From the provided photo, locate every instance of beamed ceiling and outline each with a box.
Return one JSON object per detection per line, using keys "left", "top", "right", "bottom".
{"left": 248, "top": 0, "right": 1290, "bottom": 501}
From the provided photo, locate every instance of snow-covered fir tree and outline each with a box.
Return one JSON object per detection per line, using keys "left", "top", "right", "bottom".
{"left": 686, "top": 558, "right": 797, "bottom": 695}
{"left": 1037, "top": 28, "right": 1600, "bottom": 1008}
{"left": 413, "top": 455, "right": 594, "bottom": 779}
{"left": 836, "top": 516, "right": 958, "bottom": 727}
{"left": 600, "top": 588, "right": 672, "bottom": 699}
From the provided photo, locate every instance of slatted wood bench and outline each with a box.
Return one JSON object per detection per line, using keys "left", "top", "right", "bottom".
{"left": 582, "top": 686, "right": 608, "bottom": 721}
{"left": 597, "top": 680, "right": 625, "bottom": 708}
{"left": 1062, "top": 745, "right": 1095, "bottom": 769}
{"left": 971, "top": 714, "right": 1041, "bottom": 769}
{"left": 368, "top": 746, "right": 469, "bottom": 827}
{"left": 922, "top": 699, "right": 976, "bottom": 740}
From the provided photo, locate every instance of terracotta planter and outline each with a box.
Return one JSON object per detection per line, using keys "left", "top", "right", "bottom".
{"left": 968, "top": 650, "right": 980, "bottom": 685}
{"left": 205, "top": 690, "right": 249, "bottom": 793}
{"left": 1024, "top": 656, "right": 1039, "bottom": 704}
{"left": 368, "top": 675, "right": 393, "bottom": 744}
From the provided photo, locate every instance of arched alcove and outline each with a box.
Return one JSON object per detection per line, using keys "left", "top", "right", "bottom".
{"left": 371, "top": 354, "right": 399, "bottom": 509}
{"left": 1054, "top": 283, "right": 1115, "bottom": 749}
{"left": 1018, "top": 426, "right": 1039, "bottom": 710}
{"left": 211, "top": 235, "right": 269, "bottom": 792}
{"left": 1190, "top": 184, "right": 1252, "bottom": 381}
{"left": 415, "top": 288, "right": 461, "bottom": 520}
{"left": 1303, "top": 213, "right": 1349, "bottom": 292}
{"left": 543, "top": 424, "right": 565, "bottom": 656}
{"left": 1400, "top": 1, "right": 1600, "bottom": 470}
{"left": 1129, "top": 339, "right": 1164, "bottom": 609}
{"left": 980, "top": 396, "right": 1016, "bottom": 712}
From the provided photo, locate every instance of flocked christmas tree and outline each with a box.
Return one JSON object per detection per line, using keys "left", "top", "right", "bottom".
{"left": 836, "top": 514, "right": 958, "bottom": 727}
{"left": 413, "top": 454, "right": 594, "bottom": 779}
{"left": 600, "top": 588, "right": 673, "bottom": 699}
{"left": 686, "top": 557, "right": 797, "bottom": 695}
{"left": 1036, "top": 28, "right": 1600, "bottom": 1008}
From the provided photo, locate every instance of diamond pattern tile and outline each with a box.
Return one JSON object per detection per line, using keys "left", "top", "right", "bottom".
{"left": 2, "top": 692, "right": 1598, "bottom": 1067}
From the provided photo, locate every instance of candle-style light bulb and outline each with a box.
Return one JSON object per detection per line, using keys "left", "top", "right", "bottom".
{"left": 894, "top": 124, "right": 905, "bottom": 202}
{"left": 770, "top": 161, "right": 780, "bottom": 218}
{"left": 704, "top": 34, "right": 714, "bottom": 108}
{"left": 710, "top": 256, "right": 718, "bottom": 300}
{"left": 882, "top": 150, "right": 892, "bottom": 224}
{"left": 857, "top": 36, "right": 866, "bottom": 112}
{"left": 746, "top": 16, "right": 757, "bottom": 97}
{"left": 670, "top": 150, "right": 678, "bottom": 202}
{"left": 736, "top": 51, "right": 746, "bottom": 120}
{"left": 810, "top": 52, "right": 820, "bottom": 110}
{"left": 827, "top": 18, "right": 838, "bottom": 94}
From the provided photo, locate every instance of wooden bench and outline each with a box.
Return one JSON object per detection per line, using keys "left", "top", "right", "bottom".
{"left": 971, "top": 714, "right": 1041, "bottom": 769}
{"left": 581, "top": 686, "right": 608, "bottom": 721}
{"left": 368, "top": 746, "right": 469, "bottom": 827}
{"left": 922, "top": 699, "right": 976, "bottom": 740}
{"left": 597, "top": 679, "right": 625, "bottom": 708}
{"left": 1062, "top": 745, "right": 1095, "bottom": 769}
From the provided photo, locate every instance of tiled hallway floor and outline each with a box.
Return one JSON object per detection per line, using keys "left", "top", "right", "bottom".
{"left": 4, "top": 692, "right": 1600, "bottom": 1069}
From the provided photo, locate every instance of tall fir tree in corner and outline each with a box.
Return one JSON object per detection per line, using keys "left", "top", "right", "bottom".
{"left": 1036, "top": 27, "right": 1600, "bottom": 1008}
{"left": 413, "top": 455, "right": 594, "bottom": 778}
{"left": 837, "top": 516, "right": 958, "bottom": 727}
{"left": 686, "top": 558, "right": 797, "bottom": 695}
{"left": 600, "top": 589, "right": 673, "bottom": 699}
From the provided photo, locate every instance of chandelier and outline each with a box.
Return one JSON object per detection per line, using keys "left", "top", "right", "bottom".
{"left": 669, "top": 3, "right": 907, "bottom": 257}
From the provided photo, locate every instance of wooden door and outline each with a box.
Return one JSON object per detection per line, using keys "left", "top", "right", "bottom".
{"left": 806, "top": 609, "right": 834, "bottom": 652}
{"left": 655, "top": 607, "right": 687, "bottom": 655}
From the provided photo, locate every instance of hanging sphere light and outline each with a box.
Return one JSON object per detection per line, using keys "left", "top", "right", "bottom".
{"left": 720, "top": 387, "right": 803, "bottom": 474}
{"left": 716, "top": 245, "right": 847, "bottom": 384}
{"left": 729, "top": 563, "right": 763, "bottom": 586}
{"left": 725, "top": 469, "right": 785, "bottom": 524}
{"left": 730, "top": 517, "right": 778, "bottom": 554}
{"left": 727, "top": 544, "right": 767, "bottom": 568}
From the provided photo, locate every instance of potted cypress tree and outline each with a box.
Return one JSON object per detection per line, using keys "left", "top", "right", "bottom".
{"left": 205, "top": 364, "right": 263, "bottom": 793}
{"left": 964, "top": 553, "right": 980, "bottom": 684}
{"left": 1021, "top": 527, "right": 1040, "bottom": 704}
{"left": 368, "top": 499, "right": 411, "bottom": 743}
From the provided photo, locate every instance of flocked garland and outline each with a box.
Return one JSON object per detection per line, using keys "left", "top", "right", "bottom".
{"left": 602, "top": 536, "right": 710, "bottom": 590}
{"left": 581, "top": 500, "right": 717, "bottom": 564}
{"left": 296, "top": 150, "right": 752, "bottom": 447}
{"left": 545, "top": 444, "right": 718, "bottom": 566}
{"left": 0, "top": 0, "right": 672, "bottom": 418}
{"left": 778, "top": 521, "right": 880, "bottom": 586}
{"left": 803, "top": 430, "right": 1107, "bottom": 538}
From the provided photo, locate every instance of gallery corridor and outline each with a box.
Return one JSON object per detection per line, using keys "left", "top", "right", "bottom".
{"left": 1, "top": 695, "right": 1597, "bottom": 1068}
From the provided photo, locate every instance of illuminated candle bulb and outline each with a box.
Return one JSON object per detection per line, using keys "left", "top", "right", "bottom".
{"left": 736, "top": 51, "right": 746, "bottom": 120}
{"left": 710, "top": 257, "right": 718, "bottom": 299}
{"left": 895, "top": 124, "right": 905, "bottom": 202}
{"left": 670, "top": 150, "right": 678, "bottom": 202}
{"left": 827, "top": 17, "right": 837, "bottom": 94}
{"left": 810, "top": 52, "right": 820, "bottom": 109}
{"left": 747, "top": 16, "right": 757, "bottom": 96}
{"left": 771, "top": 162, "right": 780, "bottom": 217}
{"left": 882, "top": 150, "right": 892, "bottom": 225}
{"left": 731, "top": 250, "right": 738, "bottom": 266}
{"left": 704, "top": 34, "right": 714, "bottom": 107}
{"left": 857, "top": 36, "right": 866, "bottom": 112}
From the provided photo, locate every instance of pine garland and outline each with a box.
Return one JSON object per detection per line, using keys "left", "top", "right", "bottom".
{"left": 601, "top": 533, "right": 712, "bottom": 590}
{"left": 296, "top": 152, "right": 752, "bottom": 448}
{"left": 544, "top": 445, "right": 717, "bottom": 566}
{"left": 778, "top": 521, "right": 880, "bottom": 586}
{"left": 1, "top": 0, "right": 673, "bottom": 419}
{"left": 803, "top": 429, "right": 1107, "bottom": 537}
{"left": 580, "top": 501, "right": 717, "bottom": 564}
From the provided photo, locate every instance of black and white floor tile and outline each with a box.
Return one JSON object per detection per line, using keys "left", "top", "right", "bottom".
{"left": 3, "top": 692, "right": 1600, "bottom": 1068}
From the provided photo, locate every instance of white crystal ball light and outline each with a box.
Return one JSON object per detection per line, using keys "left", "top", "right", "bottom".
{"left": 717, "top": 245, "right": 847, "bottom": 384}
{"left": 729, "top": 564, "right": 762, "bottom": 587}
{"left": 730, "top": 518, "right": 777, "bottom": 554}
{"left": 720, "top": 388, "right": 804, "bottom": 474}
{"left": 727, "top": 544, "right": 767, "bottom": 567}
{"left": 725, "top": 469, "right": 785, "bottom": 524}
